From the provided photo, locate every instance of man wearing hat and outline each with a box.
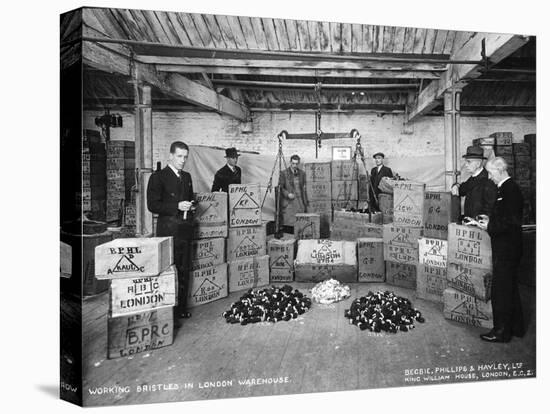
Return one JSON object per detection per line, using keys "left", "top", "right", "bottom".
{"left": 212, "top": 147, "right": 242, "bottom": 193}
{"left": 370, "top": 152, "right": 394, "bottom": 210}
{"left": 451, "top": 146, "right": 497, "bottom": 220}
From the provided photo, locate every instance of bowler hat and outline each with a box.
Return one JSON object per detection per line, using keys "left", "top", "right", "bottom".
{"left": 372, "top": 152, "right": 385, "bottom": 159}
{"left": 225, "top": 147, "right": 240, "bottom": 158}
{"left": 462, "top": 146, "right": 486, "bottom": 159}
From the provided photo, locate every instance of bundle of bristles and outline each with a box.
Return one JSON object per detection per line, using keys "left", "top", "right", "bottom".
{"left": 344, "top": 290, "right": 425, "bottom": 333}
{"left": 222, "top": 285, "right": 312, "bottom": 325}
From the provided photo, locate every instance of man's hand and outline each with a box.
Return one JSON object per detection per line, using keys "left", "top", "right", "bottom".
{"left": 451, "top": 184, "right": 459, "bottom": 196}
{"left": 288, "top": 193, "right": 295, "bottom": 200}
{"left": 178, "top": 201, "right": 193, "bottom": 211}
{"left": 477, "top": 214, "right": 489, "bottom": 230}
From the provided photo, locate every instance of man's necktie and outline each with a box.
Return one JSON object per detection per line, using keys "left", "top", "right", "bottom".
{"left": 178, "top": 170, "right": 184, "bottom": 182}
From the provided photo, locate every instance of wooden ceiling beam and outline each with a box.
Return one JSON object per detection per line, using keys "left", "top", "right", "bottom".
{"left": 155, "top": 65, "right": 442, "bottom": 79}
{"left": 82, "top": 40, "right": 249, "bottom": 121}
{"left": 136, "top": 55, "right": 447, "bottom": 72}
{"left": 407, "top": 33, "right": 530, "bottom": 122}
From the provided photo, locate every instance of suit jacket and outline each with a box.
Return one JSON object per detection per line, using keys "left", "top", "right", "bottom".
{"left": 147, "top": 166, "right": 194, "bottom": 238}
{"left": 279, "top": 167, "right": 308, "bottom": 207}
{"left": 458, "top": 168, "right": 497, "bottom": 218}
{"left": 487, "top": 178, "right": 523, "bottom": 259}
{"left": 212, "top": 164, "right": 242, "bottom": 193}
{"left": 370, "top": 165, "right": 393, "bottom": 196}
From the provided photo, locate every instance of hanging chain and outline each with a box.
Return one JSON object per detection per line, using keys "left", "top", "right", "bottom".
{"left": 315, "top": 82, "right": 323, "bottom": 150}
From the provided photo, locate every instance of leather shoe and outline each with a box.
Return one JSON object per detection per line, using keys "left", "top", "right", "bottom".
{"left": 480, "top": 329, "right": 511, "bottom": 343}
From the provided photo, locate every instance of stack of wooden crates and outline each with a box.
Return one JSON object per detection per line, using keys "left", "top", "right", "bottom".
{"left": 304, "top": 162, "right": 332, "bottom": 238}
{"left": 226, "top": 184, "right": 270, "bottom": 293}
{"left": 106, "top": 140, "right": 135, "bottom": 224}
{"left": 81, "top": 130, "right": 106, "bottom": 221}
{"left": 95, "top": 237, "right": 177, "bottom": 359}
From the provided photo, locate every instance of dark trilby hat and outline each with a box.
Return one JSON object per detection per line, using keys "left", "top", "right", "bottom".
{"left": 372, "top": 152, "right": 385, "bottom": 159}
{"left": 462, "top": 146, "right": 486, "bottom": 159}
{"left": 225, "top": 147, "right": 240, "bottom": 158}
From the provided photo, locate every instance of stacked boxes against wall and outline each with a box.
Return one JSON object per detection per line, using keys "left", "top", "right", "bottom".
{"left": 189, "top": 192, "right": 229, "bottom": 308}
{"left": 81, "top": 130, "right": 106, "bottom": 221}
{"left": 444, "top": 224, "right": 493, "bottom": 329}
{"left": 513, "top": 138, "right": 533, "bottom": 224}
{"left": 491, "top": 132, "right": 514, "bottom": 177}
{"left": 331, "top": 210, "right": 383, "bottom": 241}
{"left": 227, "top": 184, "right": 269, "bottom": 293}
{"left": 95, "top": 237, "right": 176, "bottom": 359}
{"left": 106, "top": 141, "right": 135, "bottom": 224}
{"left": 304, "top": 162, "right": 332, "bottom": 238}
{"left": 331, "top": 160, "right": 358, "bottom": 211}
{"left": 383, "top": 181, "right": 425, "bottom": 289}
{"left": 472, "top": 136, "right": 496, "bottom": 160}
{"left": 416, "top": 192, "right": 459, "bottom": 302}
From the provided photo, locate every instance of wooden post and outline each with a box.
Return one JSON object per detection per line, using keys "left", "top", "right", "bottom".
{"left": 443, "top": 86, "right": 461, "bottom": 191}
{"left": 135, "top": 85, "right": 154, "bottom": 236}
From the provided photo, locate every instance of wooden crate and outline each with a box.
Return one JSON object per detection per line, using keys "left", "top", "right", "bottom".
{"left": 447, "top": 224, "right": 492, "bottom": 270}
{"left": 378, "top": 193, "right": 393, "bottom": 223}
{"left": 294, "top": 213, "right": 321, "bottom": 240}
{"left": 332, "top": 199, "right": 357, "bottom": 210}
{"left": 267, "top": 234, "right": 296, "bottom": 283}
{"left": 443, "top": 288, "right": 493, "bottom": 329}
{"left": 489, "top": 132, "right": 513, "bottom": 146}
{"left": 109, "top": 266, "right": 177, "bottom": 317}
{"left": 423, "top": 191, "right": 459, "bottom": 239}
{"left": 307, "top": 199, "right": 332, "bottom": 238}
{"left": 188, "top": 263, "right": 228, "bottom": 308}
{"left": 95, "top": 237, "right": 173, "bottom": 279}
{"left": 418, "top": 237, "right": 448, "bottom": 268}
{"left": 331, "top": 180, "right": 358, "bottom": 201}
{"left": 513, "top": 143, "right": 531, "bottom": 156}
{"left": 60, "top": 241, "right": 72, "bottom": 279}
{"left": 228, "top": 183, "right": 262, "bottom": 227}
{"left": 190, "top": 238, "right": 225, "bottom": 271}
{"left": 193, "top": 192, "right": 228, "bottom": 239}
{"left": 382, "top": 224, "right": 422, "bottom": 264}
{"left": 107, "top": 307, "right": 173, "bottom": 359}
{"left": 472, "top": 137, "right": 495, "bottom": 146}
{"left": 494, "top": 145, "right": 513, "bottom": 156}
{"left": 331, "top": 160, "right": 358, "bottom": 181}
{"left": 358, "top": 174, "right": 370, "bottom": 201}
{"left": 228, "top": 255, "right": 270, "bottom": 293}
{"left": 393, "top": 181, "right": 425, "bottom": 227}
{"left": 385, "top": 261, "right": 416, "bottom": 289}
{"left": 416, "top": 264, "right": 447, "bottom": 303}
{"left": 304, "top": 162, "right": 331, "bottom": 182}
{"left": 306, "top": 181, "right": 332, "bottom": 201}
{"left": 226, "top": 224, "right": 267, "bottom": 261}
{"left": 295, "top": 240, "right": 357, "bottom": 283}
{"left": 357, "top": 238, "right": 385, "bottom": 282}
{"left": 446, "top": 262, "right": 492, "bottom": 301}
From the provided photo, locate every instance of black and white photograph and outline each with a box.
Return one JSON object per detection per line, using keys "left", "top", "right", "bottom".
{"left": 1, "top": 0, "right": 534, "bottom": 412}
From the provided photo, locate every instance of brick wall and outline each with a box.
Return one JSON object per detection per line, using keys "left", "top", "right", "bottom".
{"left": 84, "top": 110, "right": 536, "bottom": 166}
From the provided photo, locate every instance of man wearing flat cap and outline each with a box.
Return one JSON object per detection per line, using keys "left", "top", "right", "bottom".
{"left": 212, "top": 147, "right": 242, "bottom": 193}
{"left": 451, "top": 146, "right": 497, "bottom": 220}
{"left": 370, "top": 152, "right": 394, "bottom": 210}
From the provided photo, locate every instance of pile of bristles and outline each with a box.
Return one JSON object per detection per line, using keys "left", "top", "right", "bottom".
{"left": 223, "top": 285, "right": 312, "bottom": 325}
{"left": 344, "top": 290, "right": 425, "bottom": 333}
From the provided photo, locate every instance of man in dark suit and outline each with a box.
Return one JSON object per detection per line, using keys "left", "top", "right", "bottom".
{"left": 370, "top": 152, "right": 393, "bottom": 211}
{"left": 278, "top": 154, "right": 308, "bottom": 234}
{"left": 476, "top": 157, "right": 524, "bottom": 343}
{"left": 212, "top": 147, "right": 242, "bottom": 193}
{"left": 451, "top": 146, "right": 497, "bottom": 220}
{"left": 147, "top": 141, "right": 195, "bottom": 320}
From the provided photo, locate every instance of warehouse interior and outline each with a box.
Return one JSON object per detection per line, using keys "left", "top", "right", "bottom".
{"left": 60, "top": 8, "right": 536, "bottom": 406}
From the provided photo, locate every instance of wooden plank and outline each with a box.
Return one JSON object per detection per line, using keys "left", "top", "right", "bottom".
{"left": 142, "top": 55, "right": 445, "bottom": 71}
{"left": 382, "top": 25, "right": 395, "bottom": 53}
{"left": 375, "top": 26, "right": 385, "bottom": 53}
{"left": 215, "top": 15, "right": 238, "bottom": 49}
{"left": 190, "top": 14, "right": 214, "bottom": 47}
{"left": 351, "top": 24, "right": 362, "bottom": 53}
{"left": 433, "top": 29, "right": 448, "bottom": 54}
{"left": 151, "top": 11, "right": 182, "bottom": 45}
{"left": 225, "top": 15, "right": 249, "bottom": 49}
{"left": 318, "top": 21, "right": 331, "bottom": 52}
{"left": 86, "top": 8, "right": 126, "bottom": 39}
{"left": 393, "top": 26, "right": 406, "bottom": 53}
{"left": 363, "top": 25, "right": 375, "bottom": 53}
{"left": 141, "top": 10, "right": 171, "bottom": 44}
{"left": 285, "top": 19, "right": 300, "bottom": 51}
{"left": 238, "top": 16, "right": 259, "bottom": 50}
{"left": 163, "top": 12, "right": 191, "bottom": 46}
{"left": 413, "top": 27, "right": 427, "bottom": 54}
{"left": 61, "top": 9, "right": 82, "bottom": 42}
{"left": 341, "top": 23, "right": 352, "bottom": 53}
{"left": 422, "top": 28, "right": 437, "bottom": 54}
{"left": 130, "top": 9, "right": 160, "bottom": 42}
{"left": 110, "top": 266, "right": 177, "bottom": 317}
{"left": 157, "top": 65, "right": 441, "bottom": 79}
{"left": 273, "top": 18, "right": 291, "bottom": 51}
{"left": 329, "top": 21, "right": 341, "bottom": 53}
{"left": 403, "top": 27, "right": 416, "bottom": 53}
{"left": 110, "top": 9, "right": 141, "bottom": 40}
{"left": 202, "top": 14, "right": 227, "bottom": 48}
{"left": 443, "top": 30, "right": 457, "bottom": 54}
{"left": 296, "top": 20, "right": 311, "bottom": 51}
{"left": 177, "top": 13, "right": 205, "bottom": 46}
{"left": 249, "top": 17, "right": 269, "bottom": 50}
{"left": 408, "top": 33, "right": 529, "bottom": 121}
{"left": 307, "top": 20, "right": 321, "bottom": 51}
{"left": 262, "top": 18, "right": 280, "bottom": 50}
